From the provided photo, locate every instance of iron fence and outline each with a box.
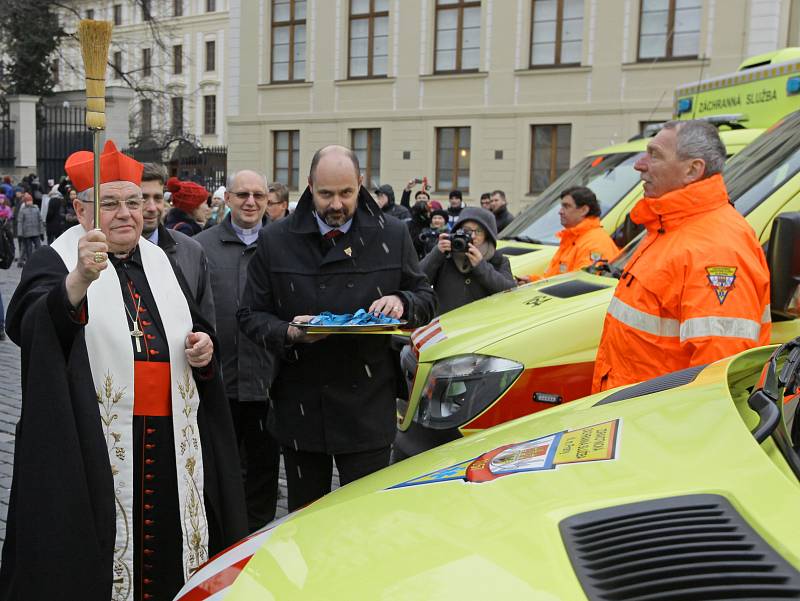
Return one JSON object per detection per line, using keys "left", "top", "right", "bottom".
{"left": 0, "top": 98, "right": 15, "bottom": 170}
{"left": 123, "top": 140, "right": 227, "bottom": 191}
{"left": 36, "top": 103, "right": 93, "bottom": 185}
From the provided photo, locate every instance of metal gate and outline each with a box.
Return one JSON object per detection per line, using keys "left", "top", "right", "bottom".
{"left": 123, "top": 139, "right": 227, "bottom": 190}
{"left": 36, "top": 103, "right": 93, "bottom": 184}
{"left": 0, "top": 98, "right": 14, "bottom": 170}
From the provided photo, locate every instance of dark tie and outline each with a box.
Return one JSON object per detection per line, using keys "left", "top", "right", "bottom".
{"left": 324, "top": 229, "right": 343, "bottom": 240}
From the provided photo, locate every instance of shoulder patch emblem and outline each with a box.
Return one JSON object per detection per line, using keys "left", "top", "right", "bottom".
{"left": 706, "top": 266, "right": 737, "bottom": 305}
{"left": 590, "top": 252, "right": 602, "bottom": 262}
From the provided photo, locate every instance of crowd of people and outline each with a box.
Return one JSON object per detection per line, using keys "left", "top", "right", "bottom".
{"left": 0, "top": 120, "right": 775, "bottom": 601}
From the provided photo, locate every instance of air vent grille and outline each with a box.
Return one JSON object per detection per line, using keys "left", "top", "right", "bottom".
{"left": 560, "top": 494, "right": 800, "bottom": 600}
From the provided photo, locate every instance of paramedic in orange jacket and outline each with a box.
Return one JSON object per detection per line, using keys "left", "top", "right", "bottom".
{"left": 592, "top": 120, "right": 771, "bottom": 393}
{"left": 542, "top": 186, "right": 618, "bottom": 277}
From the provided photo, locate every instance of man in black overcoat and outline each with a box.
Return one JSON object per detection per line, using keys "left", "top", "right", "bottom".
{"left": 238, "top": 145, "right": 436, "bottom": 511}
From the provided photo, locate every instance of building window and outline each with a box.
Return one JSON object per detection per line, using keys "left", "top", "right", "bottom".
{"left": 141, "top": 99, "right": 152, "bottom": 137}
{"left": 530, "top": 124, "right": 571, "bottom": 193}
{"left": 52, "top": 59, "right": 60, "bottom": 84}
{"left": 142, "top": 48, "right": 151, "bottom": 77}
{"left": 789, "top": 0, "right": 800, "bottom": 46}
{"left": 349, "top": 0, "right": 389, "bottom": 78}
{"left": 272, "top": 0, "right": 307, "bottom": 82}
{"left": 203, "top": 95, "right": 216, "bottom": 135}
{"left": 273, "top": 130, "right": 300, "bottom": 189}
{"left": 530, "top": 0, "right": 583, "bottom": 67}
{"left": 113, "top": 4, "right": 122, "bottom": 25}
{"left": 142, "top": 0, "right": 152, "bottom": 21}
{"left": 207, "top": 0, "right": 216, "bottom": 11}
{"left": 436, "top": 127, "right": 471, "bottom": 192}
{"left": 173, "top": 45, "right": 183, "bottom": 74}
{"left": 174, "top": 0, "right": 183, "bottom": 17}
{"left": 352, "top": 129, "right": 381, "bottom": 188}
{"left": 113, "top": 51, "right": 123, "bottom": 79}
{"left": 205, "top": 40, "right": 216, "bottom": 71}
{"left": 86, "top": 8, "right": 95, "bottom": 19}
{"left": 172, "top": 97, "right": 184, "bottom": 136}
{"left": 434, "top": 0, "right": 481, "bottom": 73}
{"left": 638, "top": 0, "right": 701, "bottom": 60}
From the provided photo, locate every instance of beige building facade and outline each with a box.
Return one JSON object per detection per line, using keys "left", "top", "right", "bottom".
{"left": 227, "top": 0, "right": 800, "bottom": 211}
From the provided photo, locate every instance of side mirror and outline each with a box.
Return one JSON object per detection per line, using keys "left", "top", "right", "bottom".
{"left": 612, "top": 213, "right": 643, "bottom": 248}
{"left": 767, "top": 212, "right": 800, "bottom": 322}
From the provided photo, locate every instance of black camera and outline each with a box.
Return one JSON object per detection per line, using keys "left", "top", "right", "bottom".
{"left": 419, "top": 230, "right": 438, "bottom": 243}
{"left": 447, "top": 229, "right": 473, "bottom": 252}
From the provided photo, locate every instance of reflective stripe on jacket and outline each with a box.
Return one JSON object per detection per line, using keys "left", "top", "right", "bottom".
{"left": 543, "top": 216, "right": 619, "bottom": 277}
{"left": 592, "top": 174, "right": 771, "bottom": 393}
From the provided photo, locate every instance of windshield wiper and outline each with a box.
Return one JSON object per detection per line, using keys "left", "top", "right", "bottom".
{"left": 503, "top": 235, "right": 544, "bottom": 244}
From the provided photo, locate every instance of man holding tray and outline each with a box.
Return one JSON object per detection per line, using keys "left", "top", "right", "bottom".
{"left": 239, "top": 144, "right": 436, "bottom": 510}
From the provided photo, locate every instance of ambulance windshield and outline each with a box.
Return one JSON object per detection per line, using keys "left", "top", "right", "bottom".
{"left": 726, "top": 111, "right": 800, "bottom": 216}
{"left": 500, "top": 152, "right": 644, "bottom": 245}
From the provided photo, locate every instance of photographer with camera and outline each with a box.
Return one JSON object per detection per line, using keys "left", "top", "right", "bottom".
{"left": 420, "top": 207, "right": 515, "bottom": 314}
{"left": 419, "top": 207, "right": 450, "bottom": 255}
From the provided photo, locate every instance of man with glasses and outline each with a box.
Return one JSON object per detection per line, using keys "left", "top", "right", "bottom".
{"left": 140, "top": 162, "right": 215, "bottom": 325}
{"left": 2, "top": 141, "right": 246, "bottom": 601}
{"left": 420, "top": 206, "right": 516, "bottom": 315}
{"left": 196, "top": 170, "right": 281, "bottom": 532}
{"left": 266, "top": 181, "right": 290, "bottom": 222}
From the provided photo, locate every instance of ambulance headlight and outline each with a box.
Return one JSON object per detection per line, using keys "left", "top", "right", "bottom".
{"left": 416, "top": 355, "right": 523, "bottom": 430}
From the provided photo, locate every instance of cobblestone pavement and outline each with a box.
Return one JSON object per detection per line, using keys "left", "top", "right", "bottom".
{"left": 0, "top": 259, "right": 343, "bottom": 558}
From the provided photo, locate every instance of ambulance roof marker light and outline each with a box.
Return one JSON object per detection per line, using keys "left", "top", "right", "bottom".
{"left": 677, "top": 97, "right": 693, "bottom": 115}
{"left": 788, "top": 76, "right": 800, "bottom": 96}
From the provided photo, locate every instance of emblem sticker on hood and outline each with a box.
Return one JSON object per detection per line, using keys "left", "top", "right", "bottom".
{"left": 410, "top": 318, "right": 447, "bottom": 353}
{"left": 389, "top": 419, "right": 620, "bottom": 489}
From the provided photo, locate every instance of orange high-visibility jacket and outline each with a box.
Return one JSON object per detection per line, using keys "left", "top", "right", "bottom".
{"left": 543, "top": 217, "right": 619, "bottom": 278}
{"left": 592, "top": 174, "right": 771, "bottom": 393}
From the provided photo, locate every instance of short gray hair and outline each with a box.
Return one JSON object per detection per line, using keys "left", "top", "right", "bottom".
{"left": 227, "top": 170, "right": 268, "bottom": 190}
{"left": 662, "top": 120, "right": 726, "bottom": 178}
{"left": 77, "top": 189, "right": 92, "bottom": 203}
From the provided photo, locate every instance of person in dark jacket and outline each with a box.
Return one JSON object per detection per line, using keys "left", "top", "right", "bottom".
{"left": 45, "top": 188, "right": 66, "bottom": 243}
{"left": 490, "top": 189, "right": 515, "bottom": 232}
{"left": 196, "top": 170, "right": 281, "bottom": 532}
{"left": 140, "top": 163, "right": 216, "bottom": 325}
{"left": 420, "top": 206, "right": 516, "bottom": 315}
{"left": 165, "top": 177, "right": 208, "bottom": 236}
{"left": 407, "top": 199, "right": 432, "bottom": 260}
{"left": 238, "top": 145, "right": 436, "bottom": 511}
{"left": 374, "top": 184, "right": 410, "bottom": 221}
{"left": 447, "top": 189, "right": 465, "bottom": 227}
{"left": 419, "top": 207, "right": 450, "bottom": 255}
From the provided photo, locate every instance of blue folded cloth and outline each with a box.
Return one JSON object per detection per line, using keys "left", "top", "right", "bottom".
{"left": 308, "top": 309, "right": 401, "bottom": 326}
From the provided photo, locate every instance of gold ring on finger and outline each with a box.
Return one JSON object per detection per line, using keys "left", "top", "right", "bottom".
{"left": 93, "top": 252, "right": 106, "bottom": 264}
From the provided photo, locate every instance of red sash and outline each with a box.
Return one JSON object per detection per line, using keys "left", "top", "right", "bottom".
{"left": 134, "top": 361, "right": 172, "bottom": 416}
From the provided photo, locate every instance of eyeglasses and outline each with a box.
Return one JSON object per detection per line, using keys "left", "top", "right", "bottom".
{"left": 83, "top": 199, "right": 144, "bottom": 212}
{"left": 232, "top": 191, "right": 267, "bottom": 201}
{"left": 267, "top": 199, "right": 287, "bottom": 206}
{"left": 461, "top": 227, "right": 484, "bottom": 236}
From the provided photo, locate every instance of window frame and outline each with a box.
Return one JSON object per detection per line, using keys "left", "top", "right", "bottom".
{"left": 171, "top": 96, "right": 184, "bottom": 136}
{"left": 142, "top": 0, "right": 152, "bottom": 22}
{"left": 85, "top": 8, "right": 95, "bottom": 19}
{"left": 434, "top": 0, "right": 481, "bottom": 75}
{"left": 203, "top": 95, "right": 216, "bottom": 135}
{"left": 173, "top": 44, "right": 183, "bottom": 75}
{"left": 113, "top": 4, "right": 122, "bottom": 25}
{"left": 435, "top": 126, "right": 471, "bottom": 194}
{"left": 173, "top": 0, "right": 183, "bottom": 17}
{"left": 351, "top": 128, "right": 381, "bottom": 187}
{"left": 348, "top": 0, "right": 390, "bottom": 80}
{"left": 206, "top": 0, "right": 216, "bottom": 12}
{"left": 113, "top": 51, "right": 123, "bottom": 79}
{"left": 205, "top": 40, "right": 216, "bottom": 72}
{"left": 273, "top": 130, "right": 300, "bottom": 190}
{"left": 140, "top": 98, "right": 153, "bottom": 138}
{"left": 637, "top": 0, "right": 700, "bottom": 62}
{"left": 529, "top": 123, "right": 572, "bottom": 194}
{"left": 271, "top": 0, "right": 307, "bottom": 83}
{"left": 142, "top": 48, "right": 151, "bottom": 77}
{"left": 529, "top": 0, "right": 583, "bottom": 68}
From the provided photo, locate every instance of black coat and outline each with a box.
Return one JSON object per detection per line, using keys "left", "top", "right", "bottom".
{"left": 165, "top": 207, "right": 203, "bottom": 237}
{"left": 1, "top": 246, "right": 247, "bottom": 601}
{"left": 238, "top": 187, "right": 436, "bottom": 454}
{"left": 196, "top": 215, "right": 275, "bottom": 403}
{"left": 493, "top": 205, "right": 515, "bottom": 232}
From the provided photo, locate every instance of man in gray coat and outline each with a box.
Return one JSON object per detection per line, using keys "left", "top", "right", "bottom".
{"left": 196, "top": 170, "right": 280, "bottom": 531}
{"left": 16, "top": 193, "right": 43, "bottom": 267}
{"left": 140, "top": 163, "right": 215, "bottom": 325}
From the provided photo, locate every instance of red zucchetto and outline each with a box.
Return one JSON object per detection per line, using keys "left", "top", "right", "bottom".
{"left": 166, "top": 177, "right": 208, "bottom": 211}
{"left": 65, "top": 140, "right": 144, "bottom": 192}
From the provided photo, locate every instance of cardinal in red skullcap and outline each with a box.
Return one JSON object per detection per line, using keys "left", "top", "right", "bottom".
{"left": 1, "top": 140, "right": 246, "bottom": 600}
{"left": 164, "top": 176, "right": 211, "bottom": 237}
